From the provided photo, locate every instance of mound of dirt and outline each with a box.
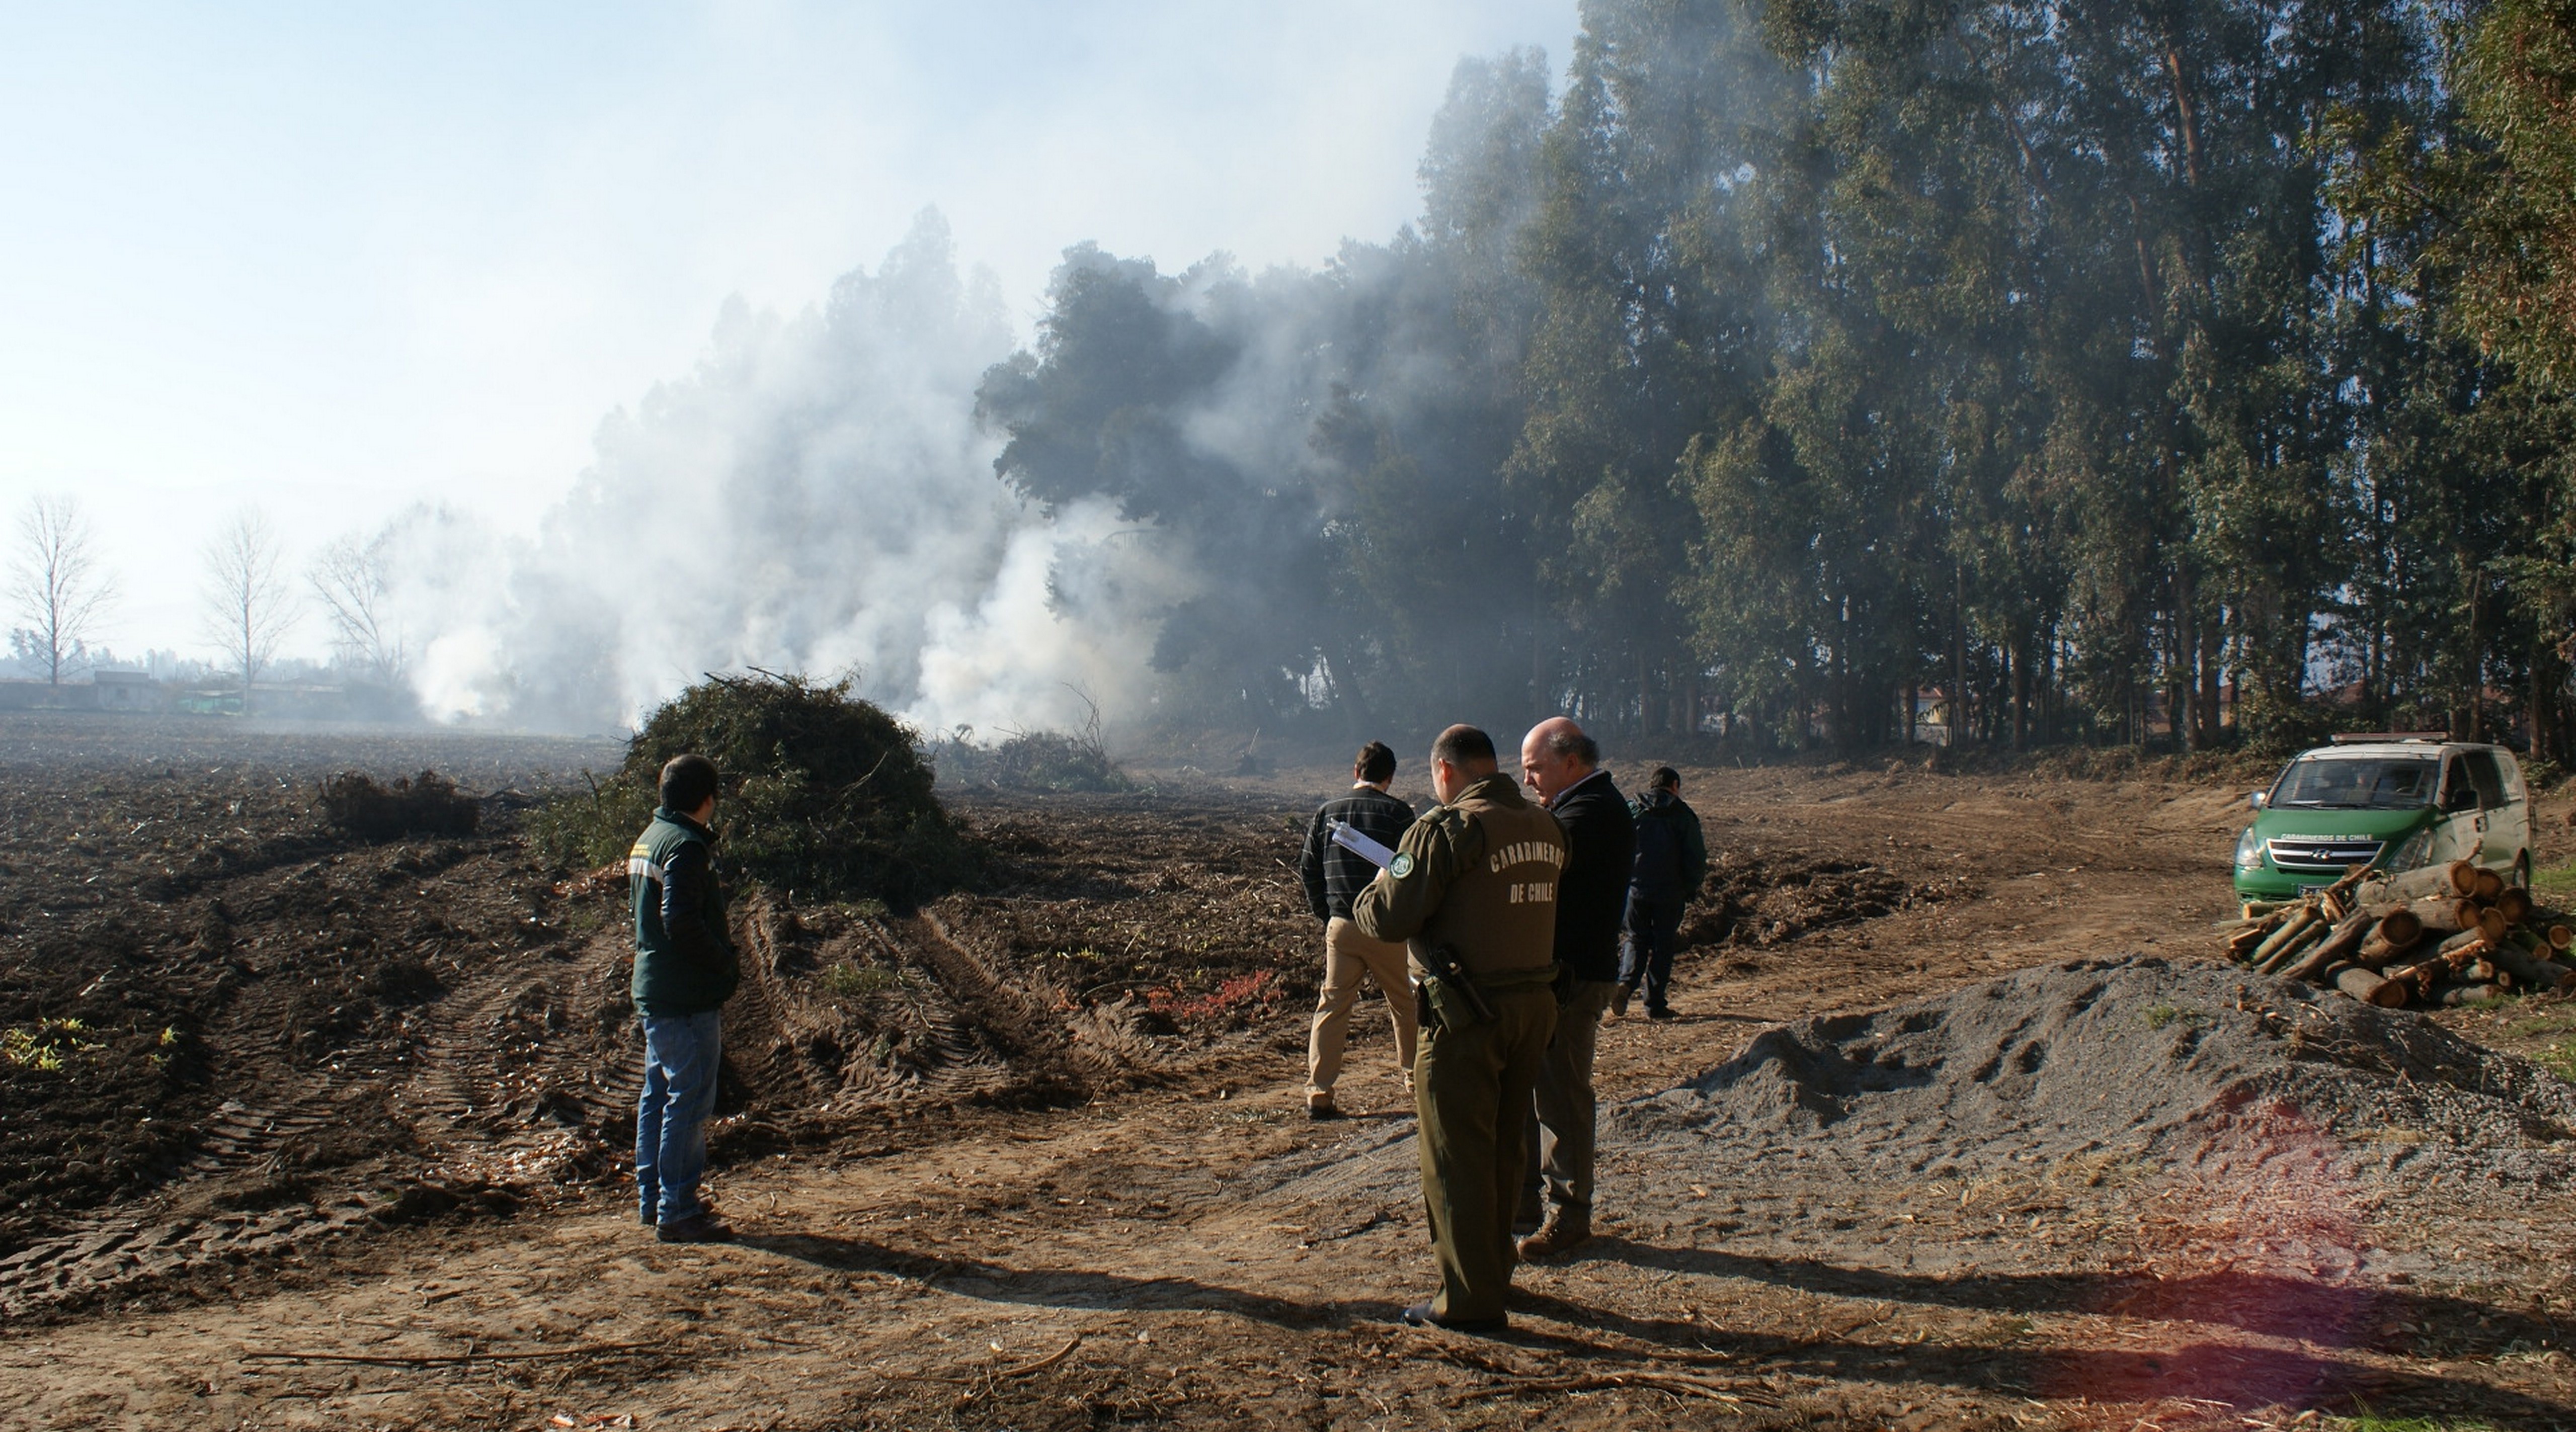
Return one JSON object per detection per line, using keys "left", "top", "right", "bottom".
{"left": 1621, "top": 957, "right": 2576, "bottom": 1192}
{"left": 531, "top": 672, "right": 976, "bottom": 906}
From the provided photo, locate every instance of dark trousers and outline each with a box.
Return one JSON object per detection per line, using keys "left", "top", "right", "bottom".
{"left": 1619, "top": 894, "right": 1686, "bottom": 1012}
{"left": 1416, "top": 985, "right": 1556, "bottom": 1322}
{"left": 1523, "top": 979, "right": 1616, "bottom": 1213}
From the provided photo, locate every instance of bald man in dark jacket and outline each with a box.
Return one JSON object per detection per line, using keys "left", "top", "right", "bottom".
{"left": 1515, "top": 717, "right": 1633, "bottom": 1258}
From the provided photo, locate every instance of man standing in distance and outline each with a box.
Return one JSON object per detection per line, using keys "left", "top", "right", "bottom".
{"left": 1298, "top": 740, "right": 1419, "bottom": 1118}
{"left": 629, "top": 753, "right": 742, "bottom": 1244}
{"left": 1516, "top": 717, "right": 1634, "bottom": 1259}
{"left": 1616, "top": 766, "right": 1708, "bottom": 1019}
{"left": 1353, "top": 725, "right": 1565, "bottom": 1332}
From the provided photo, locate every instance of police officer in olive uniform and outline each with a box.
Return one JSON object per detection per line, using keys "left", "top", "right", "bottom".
{"left": 1352, "top": 724, "right": 1567, "bottom": 1333}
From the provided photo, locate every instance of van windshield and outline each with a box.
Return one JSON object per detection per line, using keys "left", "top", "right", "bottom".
{"left": 2270, "top": 756, "right": 2438, "bottom": 810}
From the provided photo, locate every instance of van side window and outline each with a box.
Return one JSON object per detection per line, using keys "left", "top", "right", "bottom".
{"left": 2464, "top": 750, "right": 2509, "bottom": 808}
{"left": 2499, "top": 753, "right": 2526, "bottom": 801}
{"left": 2443, "top": 757, "right": 2478, "bottom": 811}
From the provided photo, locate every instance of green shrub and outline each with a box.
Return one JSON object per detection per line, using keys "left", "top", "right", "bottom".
{"left": 529, "top": 672, "right": 980, "bottom": 907}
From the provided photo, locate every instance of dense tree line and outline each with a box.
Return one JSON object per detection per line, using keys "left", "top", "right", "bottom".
{"left": 977, "top": 0, "right": 2576, "bottom": 754}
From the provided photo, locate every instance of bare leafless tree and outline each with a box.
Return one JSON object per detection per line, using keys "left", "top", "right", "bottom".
{"left": 9, "top": 495, "right": 116, "bottom": 685}
{"left": 201, "top": 509, "right": 295, "bottom": 697}
{"left": 310, "top": 532, "right": 405, "bottom": 685}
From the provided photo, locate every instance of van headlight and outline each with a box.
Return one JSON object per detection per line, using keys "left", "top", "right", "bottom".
{"left": 2235, "top": 827, "right": 2265, "bottom": 872}
{"left": 2385, "top": 827, "right": 2434, "bottom": 873}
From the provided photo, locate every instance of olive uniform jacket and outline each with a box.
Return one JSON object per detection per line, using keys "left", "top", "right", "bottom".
{"left": 1350, "top": 772, "right": 1566, "bottom": 979}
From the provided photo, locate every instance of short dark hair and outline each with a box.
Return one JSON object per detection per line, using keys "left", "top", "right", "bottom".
{"left": 1355, "top": 741, "right": 1397, "bottom": 784}
{"left": 660, "top": 753, "right": 720, "bottom": 813}
{"left": 1431, "top": 724, "right": 1496, "bottom": 770}
{"left": 1651, "top": 766, "right": 1681, "bottom": 792}
{"left": 1539, "top": 723, "right": 1600, "bottom": 767}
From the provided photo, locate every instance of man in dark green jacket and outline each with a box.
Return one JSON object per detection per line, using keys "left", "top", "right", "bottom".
{"left": 629, "top": 753, "right": 741, "bottom": 1243}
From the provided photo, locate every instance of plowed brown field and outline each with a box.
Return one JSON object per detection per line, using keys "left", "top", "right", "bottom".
{"left": 4, "top": 713, "right": 2573, "bottom": 1431}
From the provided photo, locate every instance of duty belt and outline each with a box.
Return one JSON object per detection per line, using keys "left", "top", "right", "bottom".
{"left": 1471, "top": 962, "right": 1561, "bottom": 992}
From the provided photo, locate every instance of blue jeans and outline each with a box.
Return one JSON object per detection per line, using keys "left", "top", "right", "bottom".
{"left": 1619, "top": 894, "right": 1685, "bottom": 1012}
{"left": 636, "top": 1010, "right": 722, "bottom": 1225}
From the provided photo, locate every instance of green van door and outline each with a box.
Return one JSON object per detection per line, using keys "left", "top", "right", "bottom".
{"left": 2447, "top": 748, "right": 2531, "bottom": 880}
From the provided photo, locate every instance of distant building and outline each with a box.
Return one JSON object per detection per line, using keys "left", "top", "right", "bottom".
{"left": 0, "top": 679, "right": 96, "bottom": 711}
{"left": 92, "top": 670, "right": 162, "bottom": 712}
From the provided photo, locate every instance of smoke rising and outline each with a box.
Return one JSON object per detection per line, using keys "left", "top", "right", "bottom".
{"left": 369, "top": 211, "right": 1187, "bottom": 736}
{"left": 340, "top": 47, "right": 1566, "bottom": 742}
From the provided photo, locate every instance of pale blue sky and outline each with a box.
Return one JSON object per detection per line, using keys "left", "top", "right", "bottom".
{"left": 0, "top": 2, "right": 1575, "bottom": 658}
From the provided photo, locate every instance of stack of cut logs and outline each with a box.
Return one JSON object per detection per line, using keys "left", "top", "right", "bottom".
{"left": 2225, "top": 860, "right": 2576, "bottom": 1007}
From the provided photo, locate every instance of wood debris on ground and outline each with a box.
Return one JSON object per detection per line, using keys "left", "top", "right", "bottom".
{"left": 2222, "top": 859, "right": 2576, "bottom": 1007}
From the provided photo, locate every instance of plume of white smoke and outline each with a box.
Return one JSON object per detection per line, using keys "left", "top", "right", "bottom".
{"left": 376, "top": 209, "right": 1177, "bottom": 736}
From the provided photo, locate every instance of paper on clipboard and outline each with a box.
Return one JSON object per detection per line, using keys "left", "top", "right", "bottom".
{"left": 1327, "top": 819, "right": 1398, "bottom": 870}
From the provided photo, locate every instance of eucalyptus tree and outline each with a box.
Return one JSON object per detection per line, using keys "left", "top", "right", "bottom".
{"left": 1511, "top": 0, "right": 1794, "bottom": 733}
{"left": 1312, "top": 48, "right": 1557, "bottom": 730}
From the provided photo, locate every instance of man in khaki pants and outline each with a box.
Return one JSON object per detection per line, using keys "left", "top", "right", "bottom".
{"left": 1297, "top": 741, "right": 1419, "bottom": 1118}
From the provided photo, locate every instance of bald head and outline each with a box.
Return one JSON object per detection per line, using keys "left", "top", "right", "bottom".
{"left": 1519, "top": 716, "right": 1598, "bottom": 807}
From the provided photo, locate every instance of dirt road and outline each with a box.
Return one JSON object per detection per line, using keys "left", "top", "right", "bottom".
{"left": 6, "top": 734, "right": 2574, "bottom": 1430}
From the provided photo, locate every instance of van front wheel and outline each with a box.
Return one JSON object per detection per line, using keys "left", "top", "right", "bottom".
{"left": 2515, "top": 850, "right": 2533, "bottom": 890}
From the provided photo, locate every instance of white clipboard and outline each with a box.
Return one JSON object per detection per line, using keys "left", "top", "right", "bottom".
{"left": 1327, "top": 819, "right": 1398, "bottom": 870}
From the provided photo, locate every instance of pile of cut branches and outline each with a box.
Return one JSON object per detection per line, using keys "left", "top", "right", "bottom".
{"left": 530, "top": 673, "right": 979, "bottom": 907}
{"left": 317, "top": 770, "right": 478, "bottom": 839}
{"left": 933, "top": 731, "right": 1132, "bottom": 793}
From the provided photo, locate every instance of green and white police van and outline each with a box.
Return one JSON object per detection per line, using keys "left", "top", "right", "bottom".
{"left": 2232, "top": 735, "right": 2533, "bottom": 902}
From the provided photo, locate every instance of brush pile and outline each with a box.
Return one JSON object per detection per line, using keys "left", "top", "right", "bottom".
{"left": 2223, "top": 860, "right": 2576, "bottom": 1007}
{"left": 528, "top": 672, "right": 980, "bottom": 907}
{"left": 317, "top": 769, "right": 479, "bottom": 839}
{"left": 931, "top": 730, "right": 1133, "bottom": 793}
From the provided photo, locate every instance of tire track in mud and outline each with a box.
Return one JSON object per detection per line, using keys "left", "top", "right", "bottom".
{"left": 176, "top": 1087, "right": 348, "bottom": 1177}
{"left": 882, "top": 913, "right": 1020, "bottom": 1103}
{"left": 0, "top": 1200, "right": 376, "bottom": 1322}
{"left": 0, "top": 1078, "right": 373, "bottom": 1320}
{"left": 876, "top": 910, "right": 1112, "bottom": 1106}
{"left": 405, "top": 976, "right": 536, "bottom": 1129}
{"left": 721, "top": 901, "right": 848, "bottom": 1111}
{"left": 0, "top": 963, "right": 581, "bottom": 1321}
